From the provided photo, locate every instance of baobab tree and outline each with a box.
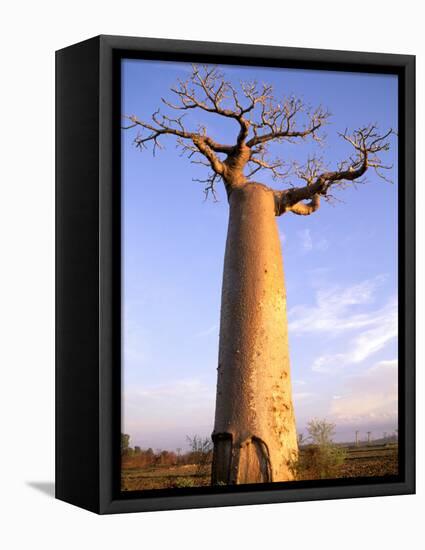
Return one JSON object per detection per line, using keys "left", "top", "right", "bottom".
{"left": 123, "top": 65, "right": 394, "bottom": 485}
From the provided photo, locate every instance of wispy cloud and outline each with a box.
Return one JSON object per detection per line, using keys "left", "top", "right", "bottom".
{"left": 132, "top": 379, "right": 214, "bottom": 400}
{"left": 196, "top": 323, "right": 219, "bottom": 338}
{"left": 123, "top": 378, "right": 216, "bottom": 448}
{"left": 299, "top": 228, "right": 313, "bottom": 252}
{"left": 294, "top": 391, "right": 314, "bottom": 401}
{"left": 279, "top": 231, "right": 287, "bottom": 244}
{"left": 329, "top": 359, "right": 398, "bottom": 427}
{"left": 311, "top": 299, "right": 397, "bottom": 372}
{"left": 288, "top": 276, "right": 397, "bottom": 373}
{"left": 347, "top": 303, "right": 397, "bottom": 362}
{"left": 288, "top": 276, "right": 387, "bottom": 334}
{"left": 298, "top": 228, "right": 329, "bottom": 253}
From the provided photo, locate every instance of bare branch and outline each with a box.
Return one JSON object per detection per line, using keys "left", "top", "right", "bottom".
{"left": 122, "top": 113, "right": 229, "bottom": 176}
{"left": 275, "top": 125, "right": 395, "bottom": 216}
{"left": 246, "top": 150, "right": 291, "bottom": 181}
{"left": 122, "top": 65, "right": 395, "bottom": 204}
{"left": 193, "top": 172, "right": 221, "bottom": 202}
{"left": 246, "top": 102, "right": 330, "bottom": 147}
{"left": 164, "top": 65, "right": 253, "bottom": 147}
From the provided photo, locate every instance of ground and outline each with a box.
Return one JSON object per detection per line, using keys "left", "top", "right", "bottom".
{"left": 121, "top": 443, "right": 398, "bottom": 491}
{"left": 121, "top": 464, "right": 211, "bottom": 491}
{"left": 337, "top": 443, "right": 398, "bottom": 478}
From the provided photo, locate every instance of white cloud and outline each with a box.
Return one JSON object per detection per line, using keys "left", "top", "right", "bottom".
{"left": 196, "top": 323, "right": 219, "bottom": 337}
{"left": 329, "top": 359, "right": 398, "bottom": 427}
{"left": 288, "top": 276, "right": 397, "bottom": 373}
{"left": 349, "top": 303, "right": 397, "bottom": 362}
{"left": 297, "top": 228, "right": 329, "bottom": 253}
{"left": 279, "top": 231, "right": 287, "bottom": 243}
{"left": 299, "top": 228, "right": 313, "bottom": 252}
{"left": 125, "top": 378, "right": 215, "bottom": 405}
{"left": 316, "top": 239, "right": 329, "bottom": 252}
{"left": 288, "top": 276, "right": 389, "bottom": 334}
{"left": 311, "top": 299, "right": 397, "bottom": 372}
{"left": 294, "top": 391, "right": 314, "bottom": 401}
{"left": 123, "top": 378, "right": 216, "bottom": 449}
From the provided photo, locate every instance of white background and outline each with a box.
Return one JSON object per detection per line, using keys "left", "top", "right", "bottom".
{"left": 0, "top": 1, "right": 422, "bottom": 548}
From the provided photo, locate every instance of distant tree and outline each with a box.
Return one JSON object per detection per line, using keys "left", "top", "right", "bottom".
{"left": 157, "top": 450, "right": 177, "bottom": 466}
{"left": 135, "top": 448, "right": 155, "bottom": 467}
{"left": 121, "top": 433, "right": 130, "bottom": 455}
{"left": 186, "top": 435, "right": 213, "bottom": 475}
{"left": 307, "top": 419, "right": 337, "bottom": 446}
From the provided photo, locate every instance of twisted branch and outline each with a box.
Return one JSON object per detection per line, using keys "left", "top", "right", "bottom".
{"left": 276, "top": 125, "right": 395, "bottom": 216}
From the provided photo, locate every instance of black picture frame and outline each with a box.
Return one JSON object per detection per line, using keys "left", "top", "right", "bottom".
{"left": 55, "top": 35, "right": 415, "bottom": 514}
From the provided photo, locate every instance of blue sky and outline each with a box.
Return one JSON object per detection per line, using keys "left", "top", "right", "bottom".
{"left": 121, "top": 59, "right": 398, "bottom": 450}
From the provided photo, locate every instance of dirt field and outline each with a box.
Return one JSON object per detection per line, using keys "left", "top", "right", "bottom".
{"left": 121, "top": 464, "right": 210, "bottom": 491}
{"left": 337, "top": 443, "right": 398, "bottom": 478}
{"left": 121, "top": 444, "right": 398, "bottom": 491}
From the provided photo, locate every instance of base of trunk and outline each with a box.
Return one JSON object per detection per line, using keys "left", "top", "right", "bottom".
{"left": 212, "top": 433, "right": 272, "bottom": 484}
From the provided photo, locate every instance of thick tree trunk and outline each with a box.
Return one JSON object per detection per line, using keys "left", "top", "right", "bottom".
{"left": 212, "top": 183, "right": 298, "bottom": 484}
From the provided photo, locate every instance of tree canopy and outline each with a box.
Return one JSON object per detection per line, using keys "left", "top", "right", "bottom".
{"left": 123, "top": 65, "right": 395, "bottom": 216}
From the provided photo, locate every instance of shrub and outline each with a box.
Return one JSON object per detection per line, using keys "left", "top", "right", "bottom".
{"left": 291, "top": 419, "right": 346, "bottom": 480}
{"left": 186, "top": 435, "right": 213, "bottom": 476}
{"left": 173, "top": 477, "right": 196, "bottom": 488}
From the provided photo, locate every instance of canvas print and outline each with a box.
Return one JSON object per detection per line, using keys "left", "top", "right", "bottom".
{"left": 120, "top": 59, "right": 398, "bottom": 492}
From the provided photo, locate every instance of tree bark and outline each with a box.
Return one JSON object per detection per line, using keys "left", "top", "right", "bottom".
{"left": 212, "top": 183, "right": 298, "bottom": 484}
